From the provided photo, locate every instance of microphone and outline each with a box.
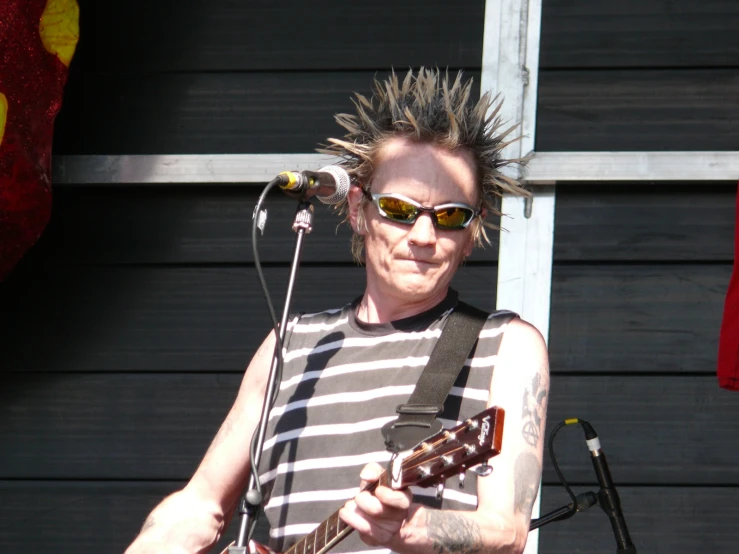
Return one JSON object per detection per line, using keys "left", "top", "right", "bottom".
{"left": 277, "top": 165, "right": 351, "bottom": 205}
{"left": 579, "top": 420, "right": 637, "bottom": 553}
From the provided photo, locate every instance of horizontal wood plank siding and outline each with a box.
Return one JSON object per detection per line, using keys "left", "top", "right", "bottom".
{"left": 549, "top": 264, "right": 728, "bottom": 374}
{"left": 1, "top": 374, "right": 735, "bottom": 485}
{"left": 0, "top": 264, "right": 495, "bottom": 372}
{"left": 554, "top": 184, "right": 736, "bottom": 262}
{"left": 53, "top": 72, "right": 393, "bottom": 155}
{"left": 73, "top": 0, "right": 485, "bottom": 72}
{"left": 25, "top": 185, "right": 736, "bottom": 265}
{"left": 2, "top": 482, "right": 735, "bottom": 553}
{"left": 536, "top": 69, "right": 739, "bottom": 152}
{"left": 539, "top": 0, "right": 739, "bottom": 69}
{"left": 0, "top": 262, "right": 728, "bottom": 373}
{"left": 71, "top": 0, "right": 739, "bottom": 72}
{"left": 53, "top": 71, "right": 739, "bottom": 154}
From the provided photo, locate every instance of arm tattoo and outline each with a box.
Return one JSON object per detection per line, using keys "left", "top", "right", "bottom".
{"left": 513, "top": 452, "right": 541, "bottom": 519}
{"left": 425, "top": 510, "right": 484, "bottom": 554}
{"left": 521, "top": 368, "right": 548, "bottom": 446}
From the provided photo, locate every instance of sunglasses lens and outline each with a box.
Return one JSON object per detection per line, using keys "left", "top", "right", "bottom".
{"left": 374, "top": 195, "right": 476, "bottom": 229}
{"left": 377, "top": 196, "right": 418, "bottom": 222}
{"left": 435, "top": 207, "right": 474, "bottom": 229}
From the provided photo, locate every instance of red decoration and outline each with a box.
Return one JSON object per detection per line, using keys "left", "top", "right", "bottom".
{"left": 718, "top": 182, "right": 739, "bottom": 390}
{"left": 0, "top": 0, "right": 77, "bottom": 281}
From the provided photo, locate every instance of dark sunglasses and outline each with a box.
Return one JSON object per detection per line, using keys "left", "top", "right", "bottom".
{"left": 364, "top": 191, "right": 480, "bottom": 230}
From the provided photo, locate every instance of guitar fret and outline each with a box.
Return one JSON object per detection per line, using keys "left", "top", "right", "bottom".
{"left": 324, "top": 514, "right": 329, "bottom": 550}
{"left": 325, "top": 512, "right": 337, "bottom": 539}
{"left": 306, "top": 529, "right": 316, "bottom": 554}
{"left": 315, "top": 521, "right": 324, "bottom": 552}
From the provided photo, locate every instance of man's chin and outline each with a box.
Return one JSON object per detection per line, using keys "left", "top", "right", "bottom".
{"left": 393, "top": 277, "right": 447, "bottom": 302}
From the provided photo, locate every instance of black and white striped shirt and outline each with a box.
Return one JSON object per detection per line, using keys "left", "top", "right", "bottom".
{"left": 258, "top": 290, "right": 515, "bottom": 554}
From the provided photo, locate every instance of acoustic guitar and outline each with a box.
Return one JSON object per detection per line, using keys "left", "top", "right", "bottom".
{"left": 225, "top": 406, "right": 505, "bottom": 554}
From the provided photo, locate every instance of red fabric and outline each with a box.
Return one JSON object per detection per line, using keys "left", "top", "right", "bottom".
{"left": 0, "top": 0, "right": 74, "bottom": 281}
{"left": 718, "top": 183, "right": 739, "bottom": 390}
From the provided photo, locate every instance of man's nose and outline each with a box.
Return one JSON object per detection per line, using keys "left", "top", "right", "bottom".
{"left": 407, "top": 212, "right": 437, "bottom": 246}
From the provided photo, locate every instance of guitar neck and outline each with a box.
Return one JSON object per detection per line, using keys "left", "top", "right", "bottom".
{"left": 284, "top": 473, "right": 388, "bottom": 554}
{"left": 278, "top": 406, "right": 504, "bottom": 554}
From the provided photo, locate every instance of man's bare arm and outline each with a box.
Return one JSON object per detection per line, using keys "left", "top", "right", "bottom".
{"left": 125, "top": 332, "right": 277, "bottom": 554}
{"left": 424, "top": 511, "right": 484, "bottom": 554}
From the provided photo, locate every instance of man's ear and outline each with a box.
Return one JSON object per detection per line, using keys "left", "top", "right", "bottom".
{"left": 347, "top": 185, "right": 365, "bottom": 232}
{"left": 464, "top": 208, "right": 486, "bottom": 257}
{"left": 463, "top": 234, "right": 475, "bottom": 257}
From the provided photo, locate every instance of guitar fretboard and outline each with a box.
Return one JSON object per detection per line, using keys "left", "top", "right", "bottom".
{"left": 284, "top": 509, "right": 351, "bottom": 554}
{"left": 283, "top": 474, "right": 386, "bottom": 554}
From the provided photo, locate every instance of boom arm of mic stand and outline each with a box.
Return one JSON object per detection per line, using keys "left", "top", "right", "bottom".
{"left": 529, "top": 491, "right": 599, "bottom": 531}
{"left": 230, "top": 201, "right": 315, "bottom": 554}
{"left": 530, "top": 490, "right": 636, "bottom": 553}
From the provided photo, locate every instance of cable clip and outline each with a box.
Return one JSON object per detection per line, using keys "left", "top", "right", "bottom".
{"left": 252, "top": 206, "right": 268, "bottom": 235}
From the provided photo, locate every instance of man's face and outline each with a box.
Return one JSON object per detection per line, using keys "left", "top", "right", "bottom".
{"left": 349, "top": 138, "right": 479, "bottom": 307}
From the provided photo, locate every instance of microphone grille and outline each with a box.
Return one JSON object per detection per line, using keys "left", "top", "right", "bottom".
{"left": 317, "top": 165, "right": 351, "bottom": 205}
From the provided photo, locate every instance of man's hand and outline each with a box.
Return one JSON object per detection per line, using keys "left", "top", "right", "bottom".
{"left": 339, "top": 462, "right": 413, "bottom": 547}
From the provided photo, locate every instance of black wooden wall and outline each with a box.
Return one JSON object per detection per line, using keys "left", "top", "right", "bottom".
{"left": 1, "top": 1, "right": 738, "bottom": 552}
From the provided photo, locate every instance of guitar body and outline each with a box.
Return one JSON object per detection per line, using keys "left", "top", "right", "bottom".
{"left": 223, "top": 406, "right": 505, "bottom": 554}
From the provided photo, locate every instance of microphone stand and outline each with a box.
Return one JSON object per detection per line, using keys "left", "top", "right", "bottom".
{"left": 530, "top": 488, "right": 637, "bottom": 553}
{"left": 229, "top": 200, "right": 315, "bottom": 554}
{"left": 529, "top": 491, "right": 599, "bottom": 531}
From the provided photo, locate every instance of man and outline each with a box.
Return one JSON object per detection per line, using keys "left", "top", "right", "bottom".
{"left": 126, "top": 68, "right": 549, "bottom": 554}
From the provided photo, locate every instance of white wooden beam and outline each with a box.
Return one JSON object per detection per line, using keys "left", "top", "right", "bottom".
{"left": 527, "top": 151, "right": 739, "bottom": 182}
{"left": 51, "top": 154, "right": 335, "bottom": 185}
{"left": 481, "top": 0, "right": 547, "bottom": 552}
{"left": 51, "top": 152, "right": 739, "bottom": 185}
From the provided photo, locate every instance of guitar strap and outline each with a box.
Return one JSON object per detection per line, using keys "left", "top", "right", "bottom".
{"left": 382, "top": 301, "right": 513, "bottom": 452}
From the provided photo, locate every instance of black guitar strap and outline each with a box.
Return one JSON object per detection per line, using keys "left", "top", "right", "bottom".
{"left": 382, "top": 301, "right": 513, "bottom": 452}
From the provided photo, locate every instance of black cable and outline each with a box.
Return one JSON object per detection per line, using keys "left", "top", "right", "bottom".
{"left": 252, "top": 178, "right": 283, "bottom": 333}
{"left": 544, "top": 419, "right": 582, "bottom": 523}
{"left": 245, "top": 177, "right": 287, "bottom": 541}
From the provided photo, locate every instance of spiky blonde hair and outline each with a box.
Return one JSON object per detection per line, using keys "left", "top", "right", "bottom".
{"left": 318, "top": 67, "right": 529, "bottom": 263}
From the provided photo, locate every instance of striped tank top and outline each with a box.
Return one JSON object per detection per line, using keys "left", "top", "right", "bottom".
{"left": 258, "top": 290, "right": 515, "bottom": 554}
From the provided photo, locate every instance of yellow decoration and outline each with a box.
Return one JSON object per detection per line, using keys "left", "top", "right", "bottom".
{"left": 39, "top": 0, "right": 80, "bottom": 67}
{"left": 0, "top": 93, "right": 7, "bottom": 148}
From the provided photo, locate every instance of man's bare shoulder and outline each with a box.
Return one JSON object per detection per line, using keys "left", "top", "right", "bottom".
{"left": 499, "top": 316, "right": 547, "bottom": 350}
{"left": 491, "top": 315, "right": 550, "bottom": 396}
